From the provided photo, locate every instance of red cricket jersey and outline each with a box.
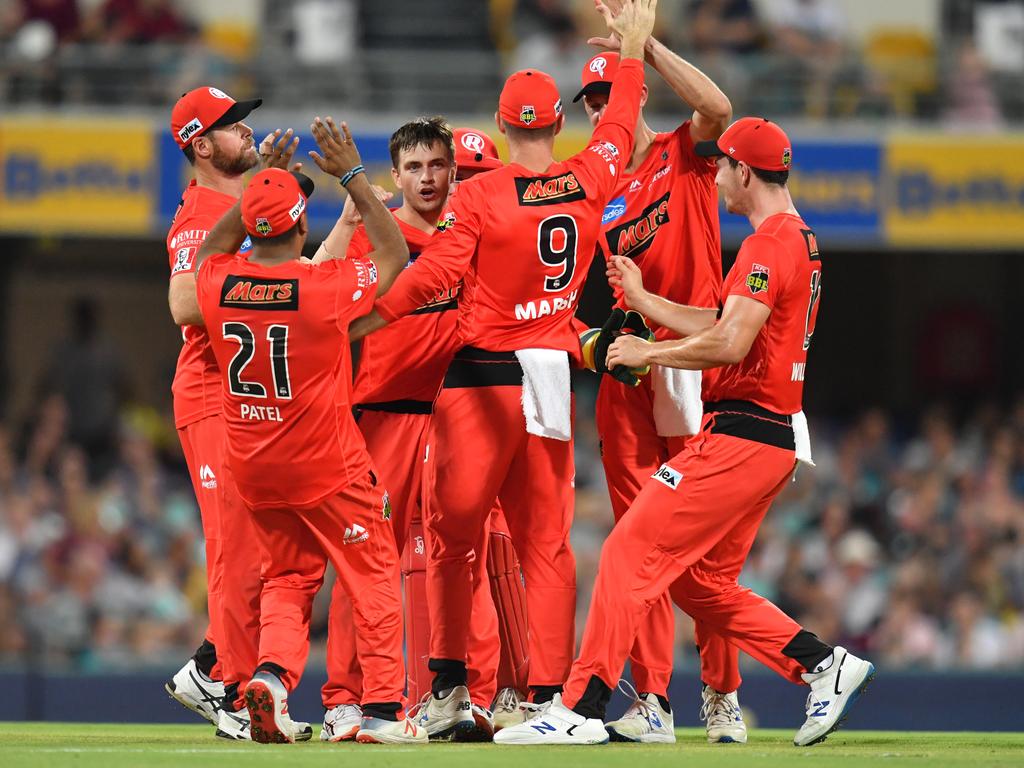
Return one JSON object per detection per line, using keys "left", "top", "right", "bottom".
{"left": 195, "top": 252, "right": 380, "bottom": 510}
{"left": 599, "top": 122, "right": 722, "bottom": 339}
{"left": 350, "top": 214, "right": 459, "bottom": 405}
{"left": 166, "top": 180, "right": 253, "bottom": 428}
{"left": 703, "top": 213, "right": 823, "bottom": 415}
{"left": 375, "top": 58, "right": 647, "bottom": 359}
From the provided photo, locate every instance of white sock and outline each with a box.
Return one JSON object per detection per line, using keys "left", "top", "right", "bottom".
{"left": 812, "top": 651, "right": 834, "bottom": 673}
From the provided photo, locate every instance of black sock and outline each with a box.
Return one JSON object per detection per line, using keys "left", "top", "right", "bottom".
{"left": 363, "top": 701, "right": 402, "bottom": 721}
{"left": 254, "top": 661, "right": 288, "bottom": 681}
{"left": 640, "top": 692, "right": 672, "bottom": 714}
{"left": 222, "top": 681, "right": 239, "bottom": 711}
{"left": 571, "top": 675, "right": 612, "bottom": 720}
{"left": 191, "top": 639, "right": 217, "bottom": 677}
{"left": 782, "top": 629, "right": 833, "bottom": 672}
{"left": 428, "top": 658, "right": 467, "bottom": 696}
{"left": 530, "top": 685, "right": 563, "bottom": 705}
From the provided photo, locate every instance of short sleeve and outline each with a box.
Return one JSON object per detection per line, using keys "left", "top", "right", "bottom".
{"left": 195, "top": 253, "right": 232, "bottom": 321}
{"left": 345, "top": 225, "right": 371, "bottom": 260}
{"left": 727, "top": 233, "right": 786, "bottom": 311}
{"left": 167, "top": 214, "right": 217, "bottom": 276}
{"left": 673, "top": 121, "right": 715, "bottom": 177}
{"left": 328, "top": 256, "right": 380, "bottom": 330}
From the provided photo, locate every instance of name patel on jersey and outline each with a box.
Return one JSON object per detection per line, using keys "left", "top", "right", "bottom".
{"left": 514, "top": 289, "right": 579, "bottom": 321}
{"left": 240, "top": 403, "right": 284, "bottom": 422}
{"left": 605, "top": 191, "right": 671, "bottom": 259}
{"left": 515, "top": 172, "right": 587, "bottom": 206}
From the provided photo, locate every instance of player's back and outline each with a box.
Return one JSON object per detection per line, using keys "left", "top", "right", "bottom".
{"left": 197, "top": 253, "right": 378, "bottom": 509}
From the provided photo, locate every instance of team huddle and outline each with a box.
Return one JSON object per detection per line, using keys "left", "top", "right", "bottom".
{"left": 161, "top": 0, "right": 873, "bottom": 748}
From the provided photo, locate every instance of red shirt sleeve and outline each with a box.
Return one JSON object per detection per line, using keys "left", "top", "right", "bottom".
{"left": 727, "top": 232, "right": 786, "bottom": 311}
{"left": 374, "top": 186, "right": 481, "bottom": 323}
{"left": 168, "top": 212, "right": 218, "bottom": 276}
{"left": 345, "top": 225, "right": 371, "bottom": 260}
{"left": 329, "top": 256, "right": 380, "bottom": 330}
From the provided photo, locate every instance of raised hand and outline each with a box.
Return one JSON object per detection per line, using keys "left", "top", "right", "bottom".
{"left": 597, "top": 0, "right": 657, "bottom": 59}
{"left": 258, "top": 128, "right": 301, "bottom": 172}
{"left": 340, "top": 184, "right": 394, "bottom": 226}
{"left": 309, "top": 117, "right": 363, "bottom": 179}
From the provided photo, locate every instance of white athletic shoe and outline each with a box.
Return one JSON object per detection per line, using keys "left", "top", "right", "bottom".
{"left": 700, "top": 686, "right": 747, "bottom": 744}
{"left": 794, "top": 647, "right": 875, "bottom": 746}
{"left": 165, "top": 659, "right": 224, "bottom": 724}
{"left": 493, "top": 688, "right": 527, "bottom": 731}
{"left": 493, "top": 693, "right": 608, "bottom": 745}
{"left": 356, "top": 714, "right": 429, "bottom": 744}
{"left": 244, "top": 672, "right": 311, "bottom": 744}
{"left": 320, "top": 704, "right": 363, "bottom": 742}
{"left": 409, "top": 686, "right": 479, "bottom": 741}
{"left": 215, "top": 705, "right": 251, "bottom": 740}
{"left": 605, "top": 683, "right": 675, "bottom": 744}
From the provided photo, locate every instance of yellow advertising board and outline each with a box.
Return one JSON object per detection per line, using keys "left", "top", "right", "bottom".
{"left": 885, "top": 134, "right": 1024, "bottom": 248}
{"left": 0, "top": 117, "right": 155, "bottom": 235}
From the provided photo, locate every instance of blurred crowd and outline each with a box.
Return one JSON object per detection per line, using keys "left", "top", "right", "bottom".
{"left": 2, "top": 333, "right": 1024, "bottom": 672}
{"left": 1, "top": 0, "right": 1020, "bottom": 124}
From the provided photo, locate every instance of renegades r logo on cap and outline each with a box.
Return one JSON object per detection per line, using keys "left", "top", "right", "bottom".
{"left": 461, "top": 132, "right": 485, "bottom": 153}
{"left": 520, "top": 105, "right": 537, "bottom": 125}
{"left": 590, "top": 56, "right": 608, "bottom": 78}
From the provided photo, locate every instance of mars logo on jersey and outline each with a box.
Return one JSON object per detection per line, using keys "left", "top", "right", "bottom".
{"left": 746, "top": 264, "right": 769, "bottom": 294}
{"left": 220, "top": 275, "right": 299, "bottom": 310}
{"left": 605, "top": 192, "right": 671, "bottom": 259}
{"left": 515, "top": 171, "right": 587, "bottom": 206}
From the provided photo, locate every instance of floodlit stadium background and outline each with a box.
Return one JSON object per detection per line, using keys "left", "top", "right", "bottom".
{"left": 1, "top": 0, "right": 1023, "bottom": 729}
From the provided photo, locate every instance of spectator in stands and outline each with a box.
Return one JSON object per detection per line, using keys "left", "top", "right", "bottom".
{"left": 943, "top": 40, "right": 1004, "bottom": 129}
{"left": 84, "top": 0, "right": 192, "bottom": 46}
{"left": 2, "top": 0, "right": 82, "bottom": 44}
{"left": 681, "top": 0, "right": 763, "bottom": 115}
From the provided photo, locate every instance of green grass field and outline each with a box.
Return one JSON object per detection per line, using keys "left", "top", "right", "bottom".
{"left": 1, "top": 724, "right": 1022, "bottom": 768}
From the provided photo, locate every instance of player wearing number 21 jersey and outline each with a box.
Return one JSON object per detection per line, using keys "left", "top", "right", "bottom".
{"left": 349, "top": 4, "right": 654, "bottom": 725}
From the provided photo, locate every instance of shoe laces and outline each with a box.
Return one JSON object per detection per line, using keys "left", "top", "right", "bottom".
{"left": 495, "top": 688, "right": 522, "bottom": 714}
{"left": 407, "top": 691, "right": 433, "bottom": 720}
{"left": 327, "top": 703, "right": 361, "bottom": 722}
{"left": 700, "top": 687, "right": 740, "bottom": 727}
{"left": 616, "top": 679, "right": 658, "bottom": 721}
{"left": 517, "top": 699, "right": 551, "bottom": 722}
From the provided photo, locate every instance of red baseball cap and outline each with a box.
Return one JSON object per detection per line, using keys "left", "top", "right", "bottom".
{"left": 498, "top": 70, "right": 563, "bottom": 129}
{"left": 453, "top": 127, "right": 503, "bottom": 177}
{"left": 694, "top": 117, "right": 793, "bottom": 172}
{"left": 573, "top": 52, "right": 619, "bottom": 103}
{"left": 170, "top": 86, "right": 262, "bottom": 150}
{"left": 241, "top": 169, "right": 315, "bottom": 239}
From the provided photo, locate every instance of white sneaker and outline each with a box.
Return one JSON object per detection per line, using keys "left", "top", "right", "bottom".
{"left": 215, "top": 706, "right": 251, "bottom": 740}
{"left": 493, "top": 693, "right": 608, "bottom": 745}
{"left": 244, "top": 671, "right": 308, "bottom": 744}
{"left": 356, "top": 715, "right": 429, "bottom": 744}
{"left": 493, "top": 688, "right": 527, "bottom": 731}
{"left": 700, "top": 686, "right": 747, "bottom": 744}
{"left": 605, "top": 683, "right": 675, "bottom": 744}
{"left": 409, "top": 686, "right": 478, "bottom": 741}
{"left": 165, "top": 659, "right": 224, "bottom": 724}
{"left": 320, "top": 704, "right": 363, "bottom": 742}
{"left": 794, "top": 647, "right": 875, "bottom": 746}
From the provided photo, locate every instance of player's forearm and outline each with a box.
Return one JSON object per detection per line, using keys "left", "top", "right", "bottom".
{"left": 311, "top": 218, "right": 357, "bottom": 264}
{"left": 644, "top": 37, "right": 731, "bottom": 132}
{"left": 196, "top": 201, "right": 246, "bottom": 269}
{"left": 630, "top": 290, "right": 718, "bottom": 338}
{"left": 645, "top": 325, "right": 744, "bottom": 370}
{"left": 168, "top": 274, "right": 203, "bottom": 326}
{"left": 346, "top": 174, "right": 407, "bottom": 290}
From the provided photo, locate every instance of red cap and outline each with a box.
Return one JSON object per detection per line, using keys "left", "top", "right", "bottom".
{"left": 498, "top": 70, "right": 563, "bottom": 129}
{"left": 694, "top": 117, "right": 793, "bottom": 172}
{"left": 453, "top": 127, "right": 503, "bottom": 177}
{"left": 170, "top": 86, "right": 262, "bottom": 150}
{"left": 573, "top": 52, "right": 619, "bottom": 103}
{"left": 241, "top": 169, "right": 314, "bottom": 239}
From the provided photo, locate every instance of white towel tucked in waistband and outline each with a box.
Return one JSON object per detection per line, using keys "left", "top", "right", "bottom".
{"left": 651, "top": 365, "right": 704, "bottom": 437}
{"left": 516, "top": 349, "right": 571, "bottom": 441}
{"left": 792, "top": 410, "right": 815, "bottom": 467}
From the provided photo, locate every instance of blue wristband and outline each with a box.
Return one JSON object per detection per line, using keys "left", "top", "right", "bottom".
{"left": 339, "top": 165, "right": 365, "bottom": 187}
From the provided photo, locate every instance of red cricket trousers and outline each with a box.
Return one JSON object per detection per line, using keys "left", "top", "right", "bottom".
{"left": 427, "top": 350, "right": 576, "bottom": 691}
{"left": 178, "top": 414, "right": 260, "bottom": 696}
{"left": 322, "top": 409, "right": 500, "bottom": 709}
{"left": 596, "top": 376, "right": 742, "bottom": 694}
{"left": 249, "top": 474, "right": 405, "bottom": 705}
{"left": 563, "top": 410, "right": 807, "bottom": 708}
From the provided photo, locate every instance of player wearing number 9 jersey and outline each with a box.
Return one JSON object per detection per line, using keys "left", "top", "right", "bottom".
{"left": 495, "top": 117, "right": 874, "bottom": 747}
{"left": 195, "top": 123, "right": 427, "bottom": 745}
{"left": 350, "top": 0, "right": 657, "bottom": 726}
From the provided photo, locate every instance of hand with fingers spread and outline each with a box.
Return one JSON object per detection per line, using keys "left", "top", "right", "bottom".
{"left": 596, "top": 0, "right": 657, "bottom": 60}
{"left": 588, "top": 0, "right": 623, "bottom": 50}
{"left": 258, "top": 128, "right": 301, "bottom": 172}
{"left": 309, "top": 117, "right": 363, "bottom": 180}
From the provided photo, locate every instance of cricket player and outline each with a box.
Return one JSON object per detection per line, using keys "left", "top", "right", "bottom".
{"left": 192, "top": 118, "right": 425, "bottom": 745}
{"left": 574, "top": 3, "right": 745, "bottom": 742}
{"left": 495, "top": 117, "right": 874, "bottom": 747}
{"left": 349, "top": 0, "right": 658, "bottom": 738}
